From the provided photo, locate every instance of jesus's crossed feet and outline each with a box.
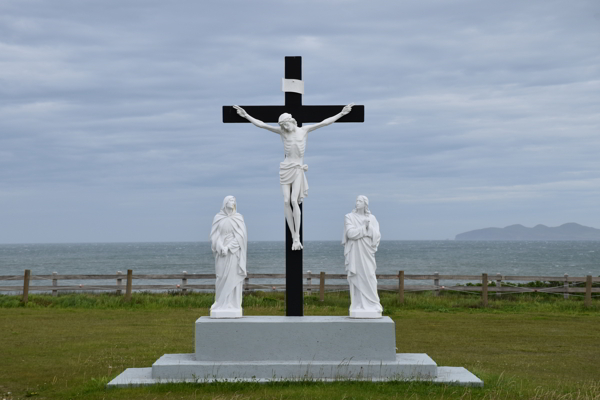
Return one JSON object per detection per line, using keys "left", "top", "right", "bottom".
{"left": 292, "top": 235, "right": 303, "bottom": 251}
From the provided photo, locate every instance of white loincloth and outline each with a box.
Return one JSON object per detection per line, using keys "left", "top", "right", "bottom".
{"left": 279, "top": 161, "right": 309, "bottom": 204}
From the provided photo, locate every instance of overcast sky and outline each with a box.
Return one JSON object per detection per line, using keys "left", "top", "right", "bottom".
{"left": 1, "top": 0, "right": 599, "bottom": 243}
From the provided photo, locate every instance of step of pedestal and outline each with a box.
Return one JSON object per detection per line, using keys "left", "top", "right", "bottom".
{"left": 107, "top": 363, "right": 484, "bottom": 387}
{"left": 152, "top": 353, "right": 437, "bottom": 381}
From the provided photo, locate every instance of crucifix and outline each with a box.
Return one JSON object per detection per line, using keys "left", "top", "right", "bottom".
{"left": 223, "top": 56, "right": 364, "bottom": 316}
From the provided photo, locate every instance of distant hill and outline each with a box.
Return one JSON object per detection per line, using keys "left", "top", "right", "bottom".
{"left": 455, "top": 223, "right": 600, "bottom": 241}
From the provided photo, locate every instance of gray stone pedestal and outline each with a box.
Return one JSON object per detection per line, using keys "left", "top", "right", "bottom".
{"left": 195, "top": 316, "right": 396, "bottom": 361}
{"left": 108, "top": 316, "right": 482, "bottom": 387}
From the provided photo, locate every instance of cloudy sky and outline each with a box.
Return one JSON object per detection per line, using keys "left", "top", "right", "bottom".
{"left": 1, "top": 0, "right": 599, "bottom": 243}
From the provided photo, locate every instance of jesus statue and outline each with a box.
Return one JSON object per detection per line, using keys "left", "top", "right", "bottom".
{"left": 233, "top": 103, "right": 354, "bottom": 250}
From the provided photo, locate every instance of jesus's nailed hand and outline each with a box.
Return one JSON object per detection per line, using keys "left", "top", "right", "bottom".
{"left": 233, "top": 105, "right": 247, "bottom": 118}
{"left": 341, "top": 103, "right": 354, "bottom": 116}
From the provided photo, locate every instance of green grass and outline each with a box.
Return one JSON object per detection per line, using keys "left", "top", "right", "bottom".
{"left": 1, "top": 291, "right": 599, "bottom": 399}
{"left": 3, "top": 289, "right": 598, "bottom": 314}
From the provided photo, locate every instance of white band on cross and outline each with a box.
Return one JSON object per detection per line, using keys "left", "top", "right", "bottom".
{"left": 281, "top": 78, "right": 304, "bottom": 94}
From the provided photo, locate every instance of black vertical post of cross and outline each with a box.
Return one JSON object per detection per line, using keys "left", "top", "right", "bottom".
{"left": 222, "top": 56, "right": 364, "bottom": 316}
{"left": 283, "top": 57, "right": 304, "bottom": 316}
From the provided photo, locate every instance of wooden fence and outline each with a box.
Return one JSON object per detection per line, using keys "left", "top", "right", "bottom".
{"left": 1, "top": 269, "right": 599, "bottom": 307}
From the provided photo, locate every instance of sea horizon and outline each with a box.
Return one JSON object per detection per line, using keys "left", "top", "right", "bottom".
{"left": 3, "top": 238, "right": 600, "bottom": 245}
{"left": 2, "top": 241, "right": 598, "bottom": 275}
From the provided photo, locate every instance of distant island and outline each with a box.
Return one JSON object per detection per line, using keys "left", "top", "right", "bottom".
{"left": 455, "top": 223, "right": 600, "bottom": 241}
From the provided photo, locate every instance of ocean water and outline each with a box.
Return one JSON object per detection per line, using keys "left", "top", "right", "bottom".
{"left": 1, "top": 241, "right": 599, "bottom": 290}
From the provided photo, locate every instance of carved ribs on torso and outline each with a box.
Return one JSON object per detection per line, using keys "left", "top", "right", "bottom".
{"left": 281, "top": 130, "right": 307, "bottom": 163}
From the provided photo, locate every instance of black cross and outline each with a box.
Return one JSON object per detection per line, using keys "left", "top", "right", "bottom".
{"left": 223, "top": 56, "right": 364, "bottom": 316}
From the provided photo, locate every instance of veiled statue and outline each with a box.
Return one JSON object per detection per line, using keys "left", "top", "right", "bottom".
{"left": 210, "top": 196, "right": 247, "bottom": 318}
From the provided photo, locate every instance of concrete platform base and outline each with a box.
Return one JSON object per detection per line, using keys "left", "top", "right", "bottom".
{"left": 152, "top": 353, "right": 436, "bottom": 381}
{"left": 107, "top": 364, "right": 483, "bottom": 387}
{"left": 195, "top": 316, "right": 397, "bottom": 361}
{"left": 107, "top": 316, "right": 483, "bottom": 388}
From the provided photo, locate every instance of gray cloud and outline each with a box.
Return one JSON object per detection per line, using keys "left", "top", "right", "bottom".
{"left": 1, "top": 0, "right": 599, "bottom": 243}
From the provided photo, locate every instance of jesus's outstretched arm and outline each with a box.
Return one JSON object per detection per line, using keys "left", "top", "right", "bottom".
{"left": 304, "top": 103, "right": 354, "bottom": 133}
{"left": 233, "top": 105, "right": 281, "bottom": 134}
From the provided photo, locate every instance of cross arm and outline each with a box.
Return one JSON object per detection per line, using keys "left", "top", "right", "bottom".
{"left": 223, "top": 105, "right": 364, "bottom": 124}
{"left": 304, "top": 103, "right": 355, "bottom": 133}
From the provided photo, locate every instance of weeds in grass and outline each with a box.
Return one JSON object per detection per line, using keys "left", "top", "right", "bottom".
{"left": 480, "top": 378, "right": 600, "bottom": 400}
{"left": 87, "top": 378, "right": 600, "bottom": 400}
{"left": 0, "top": 289, "right": 598, "bottom": 314}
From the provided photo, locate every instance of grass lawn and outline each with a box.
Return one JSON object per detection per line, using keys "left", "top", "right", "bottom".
{"left": 0, "top": 291, "right": 599, "bottom": 399}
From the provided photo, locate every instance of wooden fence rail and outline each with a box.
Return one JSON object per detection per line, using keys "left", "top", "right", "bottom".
{"left": 2, "top": 270, "right": 599, "bottom": 307}
{"left": 3, "top": 273, "right": 600, "bottom": 281}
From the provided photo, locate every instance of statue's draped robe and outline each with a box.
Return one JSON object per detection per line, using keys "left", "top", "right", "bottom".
{"left": 342, "top": 212, "right": 382, "bottom": 313}
{"left": 210, "top": 205, "right": 247, "bottom": 313}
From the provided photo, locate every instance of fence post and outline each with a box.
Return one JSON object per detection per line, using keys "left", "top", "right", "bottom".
{"left": 52, "top": 272, "right": 58, "bottom": 297}
{"left": 398, "top": 270, "right": 405, "bottom": 304}
{"left": 585, "top": 275, "right": 592, "bottom": 307}
{"left": 496, "top": 273, "right": 502, "bottom": 298}
{"left": 22, "top": 269, "right": 31, "bottom": 305}
{"left": 181, "top": 271, "right": 187, "bottom": 294}
{"left": 307, "top": 270, "right": 312, "bottom": 295}
{"left": 244, "top": 276, "right": 250, "bottom": 295}
{"left": 124, "top": 269, "right": 133, "bottom": 302}
{"left": 563, "top": 273, "right": 569, "bottom": 300}
{"left": 434, "top": 272, "right": 440, "bottom": 296}
{"left": 319, "top": 271, "right": 325, "bottom": 302}
{"left": 482, "top": 273, "right": 488, "bottom": 307}
{"left": 116, "top": 271, "right": 123, "bottom": 295}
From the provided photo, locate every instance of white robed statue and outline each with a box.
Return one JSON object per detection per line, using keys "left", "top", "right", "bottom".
{"left": 210, "top": 196, "right": 247, "bottom": 318}
{"left": 342, "top": 195, "right": 383, "bottom": 318}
